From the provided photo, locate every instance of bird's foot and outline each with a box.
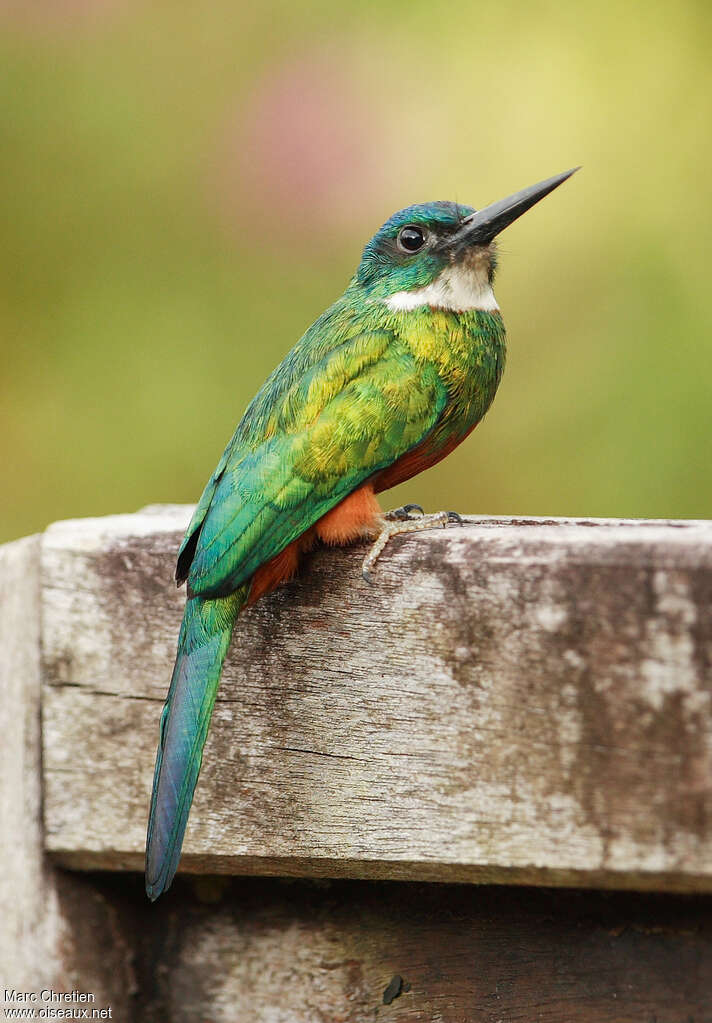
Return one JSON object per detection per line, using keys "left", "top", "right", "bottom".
{"left": 385, "top": 503, "right": 424, "bottom": 521}
{"left": 362, "top": 509, "right": 463, "bottom": 583}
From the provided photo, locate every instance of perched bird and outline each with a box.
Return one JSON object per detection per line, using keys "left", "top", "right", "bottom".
{"left": 145, "top": 168, "right": 577, "bottom": 900}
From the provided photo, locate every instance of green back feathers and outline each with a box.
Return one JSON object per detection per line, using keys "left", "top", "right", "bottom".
{"left": 184, "top": 311, "right": 449, "bottom": 597}
{"left": 179, "top": 300, "right": 504, "bottom": 600}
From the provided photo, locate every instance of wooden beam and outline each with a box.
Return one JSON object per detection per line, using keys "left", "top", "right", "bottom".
{"left": 39, "top": 507, "right": 712, "bottom": 890}
{"left": 0, "top": 536, "right": 134, "bottom": 1009}
{"left": 122, "top": 876, "right": 712, "bottom": 1022}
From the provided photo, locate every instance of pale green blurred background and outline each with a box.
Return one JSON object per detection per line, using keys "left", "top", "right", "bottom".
{"left": 2, "top": 0, "right": 711, "bottom": 544}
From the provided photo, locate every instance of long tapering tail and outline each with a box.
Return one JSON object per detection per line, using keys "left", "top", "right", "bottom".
{"left": 145, "top": 588, "right": 246, "bottom": 900}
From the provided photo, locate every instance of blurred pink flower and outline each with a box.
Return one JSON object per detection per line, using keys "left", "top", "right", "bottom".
{"left": 215, "top": 51, "right": 383, "bottom": 244}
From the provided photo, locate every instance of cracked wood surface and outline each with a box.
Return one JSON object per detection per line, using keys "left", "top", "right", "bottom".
{"left": 38, "top": 506, "right": 712, "bottom": 890}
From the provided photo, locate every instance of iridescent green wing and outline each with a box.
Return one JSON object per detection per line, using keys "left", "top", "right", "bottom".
{"left": 184, "top": 320, "right": 447, "bottom": 597}
{"left": 177, "top": 296, "right": 379, "bottom": 581}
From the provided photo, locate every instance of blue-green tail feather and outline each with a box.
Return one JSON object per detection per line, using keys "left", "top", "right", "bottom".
{"left": 145, "top": 589, "right": 246, "bottom": 900}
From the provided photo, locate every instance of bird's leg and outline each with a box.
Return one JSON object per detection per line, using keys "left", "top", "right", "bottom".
{"left": 362, "top": 509, "right": 463, "bottom": 583}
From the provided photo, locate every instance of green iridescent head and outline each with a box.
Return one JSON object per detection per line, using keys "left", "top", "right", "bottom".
{"left": 354, "top": 169, "right": 578, "bottom": 304}
{"left": 357, "top": 202, "right": 477, "bottom": 297}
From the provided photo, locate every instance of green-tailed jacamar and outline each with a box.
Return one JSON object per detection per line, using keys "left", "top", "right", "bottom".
{"left": 145, "top": 168, "right": 577, "bottom": 899}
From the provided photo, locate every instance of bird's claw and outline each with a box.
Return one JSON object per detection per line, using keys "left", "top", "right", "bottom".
{"left": 385, "top": 503, "right": 424, "bottom": 521}
{"left": 446, "top": 511, "right": 463, "bottom": 525}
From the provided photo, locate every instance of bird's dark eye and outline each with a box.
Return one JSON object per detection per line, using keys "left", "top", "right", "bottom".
{"left": 397, "top": 225, "right": 426, "bottom": 253}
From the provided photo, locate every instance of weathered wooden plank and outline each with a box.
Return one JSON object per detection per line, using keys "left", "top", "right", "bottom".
{"left": 110, "top": 875, "right": 712, "bottom": 1023}
{"left": 40, "top": 507, "right": 712, "bottom": 890}
{"left": 0, "top": 535, "right": 134, "bottom": 1008}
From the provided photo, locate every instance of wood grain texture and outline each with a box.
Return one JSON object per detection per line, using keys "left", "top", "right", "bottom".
{"left": 0, "top": 536, "right": 45, "bottom": 986}
{"left": 106, "top": 875, "right": 712, "bottom": 1023}
{"left": 39, "top": 507, "right": 712, "bottom": 890}
{"left": 0, "top": 535, "right": 134, "bottom": 1009}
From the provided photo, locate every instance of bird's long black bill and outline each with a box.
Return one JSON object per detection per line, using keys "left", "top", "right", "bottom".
{"left": 453, "top": 167, "right": 579, "bottom": 248}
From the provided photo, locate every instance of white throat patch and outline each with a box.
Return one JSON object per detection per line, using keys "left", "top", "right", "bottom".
{"left": 384, "top": 263, "right": 499, "bottom": 313}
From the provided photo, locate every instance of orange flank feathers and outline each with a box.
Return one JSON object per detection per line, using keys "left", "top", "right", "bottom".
{"left": 247, "top": 485, "right": 382, "bottom": 606}
{"left": 373, "top": 422, "right": 479, "bottom": 493}
{"left": 315, "top": 484, "right": 382, "bottom": 545}
{"left": 246, "top": 538, "right": 305, "bottom": 606}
